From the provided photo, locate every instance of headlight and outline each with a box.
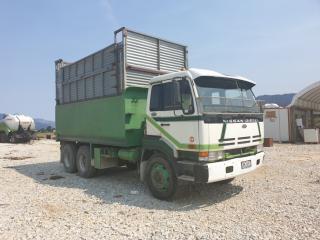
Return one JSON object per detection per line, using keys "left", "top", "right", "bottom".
{"left": 257, "top": 143, "right": 263, "bottom": 152}
{"left": 209, "top": 151, "right": 224, "bottom": 161}
{"left": 199, "top": 151, "right": 224, "bottom": 162}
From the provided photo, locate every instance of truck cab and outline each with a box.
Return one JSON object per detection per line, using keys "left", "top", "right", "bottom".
{"left": 141, "top": 68, "right": 264, "bottom": 199}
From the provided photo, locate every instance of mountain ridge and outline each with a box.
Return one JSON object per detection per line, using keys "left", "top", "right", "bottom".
{"left": 256, "top": 93, "right": 295, "bottom": 107}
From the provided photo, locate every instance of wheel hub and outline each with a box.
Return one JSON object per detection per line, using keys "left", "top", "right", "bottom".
{"left": 151, "top": 163, "right": 170, "bottom": 191}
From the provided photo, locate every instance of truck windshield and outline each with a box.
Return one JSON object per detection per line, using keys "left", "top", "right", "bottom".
{"left": 194, "top": 76, "right": 260, "bottom": 114}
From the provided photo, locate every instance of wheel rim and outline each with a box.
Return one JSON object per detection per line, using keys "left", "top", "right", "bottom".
{"left": 150, "top": 163, "right": 170, "bottom": 192}
{"left": 78, "top": 154, "right": 86, "bottom": 172}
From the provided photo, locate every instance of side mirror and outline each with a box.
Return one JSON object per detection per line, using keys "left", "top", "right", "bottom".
{"left": 182, "top": 104, "right": 194, "bottom": 114}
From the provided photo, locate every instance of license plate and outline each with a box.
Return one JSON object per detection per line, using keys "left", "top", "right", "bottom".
{"left": 241, "top": 160, "right": 252, "bottom": 169}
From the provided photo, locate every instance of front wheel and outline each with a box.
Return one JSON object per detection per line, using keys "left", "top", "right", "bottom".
{"left": 146, "top": 153, "right": 177, "bottom": 200}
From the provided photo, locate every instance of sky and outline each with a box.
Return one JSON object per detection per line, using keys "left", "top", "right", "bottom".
{"left": 0, "top": 0, "right": 320, "bottom": 120}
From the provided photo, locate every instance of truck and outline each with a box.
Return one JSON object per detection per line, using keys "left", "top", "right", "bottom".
{"left": 0, "top": 114, "right": 36, "bottom": 143}
{"left": 55, "top": 27, "right": 264, "bottom": 200}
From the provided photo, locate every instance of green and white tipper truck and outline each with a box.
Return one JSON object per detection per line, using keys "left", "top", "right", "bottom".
{"left": 56, "top": 27, "right": 264, "bottom": 200}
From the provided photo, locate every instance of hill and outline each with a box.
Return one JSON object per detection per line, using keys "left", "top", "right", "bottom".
{"left": 256, "top": 93, "right": 295, "bottom": 107}
{"left": 33, "top": 118, "right": 55, "bottom": 130}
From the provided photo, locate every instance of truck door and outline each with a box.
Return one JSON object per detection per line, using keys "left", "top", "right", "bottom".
{"left": 147, "top": 78, "right": 199, "bottom": 151}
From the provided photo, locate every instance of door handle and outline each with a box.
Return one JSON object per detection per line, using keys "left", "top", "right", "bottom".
{"left": 151, "top": 112, "right": 157, "bottom": 117}
{"left": 160, "top": 123, "right": 170, "bottom": 126}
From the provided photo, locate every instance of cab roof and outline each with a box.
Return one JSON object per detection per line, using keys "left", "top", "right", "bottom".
{"left": 150, "top": 68, "right": 256, "bottom": 85}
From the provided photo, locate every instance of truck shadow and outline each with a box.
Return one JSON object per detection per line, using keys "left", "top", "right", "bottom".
{"left": 7, "top": 160, "right": 243, "bottom": 211}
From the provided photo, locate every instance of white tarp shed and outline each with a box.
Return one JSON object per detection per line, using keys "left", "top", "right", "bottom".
{"left": 288, "top": 81, "right": 320, "bottom": 111}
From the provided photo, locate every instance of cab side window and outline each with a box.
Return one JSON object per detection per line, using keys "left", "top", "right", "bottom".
{"left": 178, "top": 79, "right": 194, "bottom": 114}
{"left": 163, "top": 82, "right": 176, "bottom": 110}
{"left": 150, "top": 82, "right": 177, "bottom": 111}
{"left": 150, "top": 79, "right": 194, "bottom": 114}
{"left": 150, "top": 84, "right": 162, "bottom": 111}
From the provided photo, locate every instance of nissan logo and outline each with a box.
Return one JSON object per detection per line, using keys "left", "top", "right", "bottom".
{"left": 242, "top": 124, "right": 247, "bottom": 128}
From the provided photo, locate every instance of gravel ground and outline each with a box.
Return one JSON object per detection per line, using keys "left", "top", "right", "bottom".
{"left": 0, "top": 140, "right": 319, "bottom": 240}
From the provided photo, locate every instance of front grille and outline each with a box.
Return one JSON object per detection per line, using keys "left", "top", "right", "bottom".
{"left": 236, "top": 135, "right": 262, "bottom": 145}
{"left": 224, "top": 146, "right": 257, "bottom": 160}
{"left": 218, "top": 135, "right": 261, "bottom": 146}
{"left": 218, "top": 142, "right": 235, "bottom": 146}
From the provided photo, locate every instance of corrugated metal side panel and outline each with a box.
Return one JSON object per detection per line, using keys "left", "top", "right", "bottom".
{"left": 126, "top": 32, "right": 158, "bottom": 70}
{"left": 77, "top": 80, "right": 85, "bottom": 100}
{"left": 77, "top": 60, "right": 85, "bottom": 75}
{"left": 55, "top": 60, "right": 67, "bottom": 104}
{"left": 56, "top": 28, "right": 188, "bottom": 103}
{"left": 94, "top": 74, "right": 103, "bottom": 97}
{"left": 56, "top": 44, "right": 121, "bottom": 104}
{"left": 70, "top": 82, "right": 77, "bottom": 102}
{"left": 125, "top": 30, "right": 187, "bottom": 88}
{"left": 103, "top": 70, "right": 117, "bottom": 96}
{"left": 126, "top": 70, "right": 157, "bottom": 88}
{"left": 159, "top": 41, "right": 185, "bottom": 72}
{"left": 63, "top": 84, "right": 70, "bottom": 103}
{"left": 85, "top": 77, "right": 94, "bottom": 99}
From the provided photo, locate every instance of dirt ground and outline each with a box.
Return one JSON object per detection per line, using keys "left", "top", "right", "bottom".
{"left": 0, "top": 140, "right": 319, "bottom": 240}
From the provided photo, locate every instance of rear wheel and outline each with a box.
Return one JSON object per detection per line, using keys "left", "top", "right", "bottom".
{"left": 146, "top": 153, "right": 177, "bottom": 200}
{"left": 76, "top": 145, "right": 96, "bottom": 178}
{"left": 61, "top": 143, "right": 77, "bottom": 173}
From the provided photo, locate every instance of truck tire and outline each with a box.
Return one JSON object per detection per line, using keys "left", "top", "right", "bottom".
{"left": 146, "top": 153, "right": 177, "bottom": 200}
{"left": 76, "top": 145, "right": 96, "bottom": 178}
{"left": 61, "top": 143, "right": 77, "bottom": 173}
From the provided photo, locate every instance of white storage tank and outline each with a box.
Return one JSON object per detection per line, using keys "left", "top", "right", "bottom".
{"left": 1, "top": 114, "right": 36, "bottom": 131}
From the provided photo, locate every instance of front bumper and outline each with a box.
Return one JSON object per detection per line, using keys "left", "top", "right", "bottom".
{"left": 177, "top": 152, "right": 264, "bottom": 183}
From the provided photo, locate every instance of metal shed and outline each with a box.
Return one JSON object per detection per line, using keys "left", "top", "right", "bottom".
{"left": 287, "top": 81, "right": 320, "bottom": 142}
{"left": 288, "top": 81, "right": 320, "bottom": 111}
{"left": 264, "top": 81, "right": 320, "bottom": 142}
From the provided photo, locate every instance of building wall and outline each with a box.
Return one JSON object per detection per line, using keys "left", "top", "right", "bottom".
{"left": 264, "top": 108, "right": 289, "bottom": 142}
{"left": 289, "top": 107, "right": 312, "bottom": 142}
